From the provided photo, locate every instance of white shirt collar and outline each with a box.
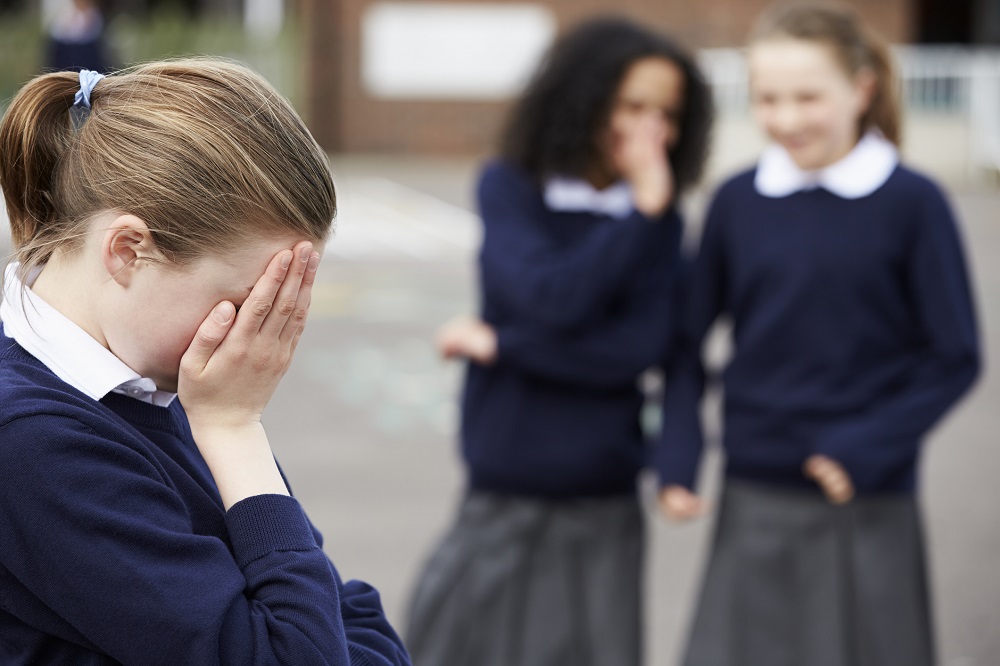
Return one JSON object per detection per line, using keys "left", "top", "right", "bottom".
{"left": 543, "top": 177, "right": 634, "bottom": 219}
{"left": 1, "top": 263, "right": 176, "bottom": 407}
{"left": 754, "top": 132, "right": 899, "bottom": 199}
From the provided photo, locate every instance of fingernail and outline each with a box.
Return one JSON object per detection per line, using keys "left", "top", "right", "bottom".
{"left": 308, "top": 252, "right": 320, "bottom": 272}
{"left": 280, "top": 252, "right": 292, "bottom": 269}
{"left": 212, "top": 302, "right": 234, "bottom": 324}
{"left": 300, "top": 246, "right": 312, "bottom": 262}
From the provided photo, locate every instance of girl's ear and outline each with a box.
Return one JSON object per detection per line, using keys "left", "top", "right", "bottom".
{"left": 102, "top": 214, "right": 158, "bottom": 286}
{"left": 853, "top": 65, "right": 878, "bottom": 117}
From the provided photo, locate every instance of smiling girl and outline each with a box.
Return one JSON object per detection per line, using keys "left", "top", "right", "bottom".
{"left": 655, "top": 5, "right": 980, "bottom": 665}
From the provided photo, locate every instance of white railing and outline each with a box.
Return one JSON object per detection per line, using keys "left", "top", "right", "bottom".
{"left": 699, "top": 49, "right": 751, "bottom": 115}
{"left": 698, "top": 46, "right": 1000, "bottom": 172}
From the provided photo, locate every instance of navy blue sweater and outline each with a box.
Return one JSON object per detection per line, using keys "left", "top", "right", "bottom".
{"left": 656, "top": 165, "right": 980, "bottom": 493}
{"left": 0, "top": 331, "right": 410, "bottom": 665}
{"left": 460, "top": 161, "right": 682, "bottom": 498}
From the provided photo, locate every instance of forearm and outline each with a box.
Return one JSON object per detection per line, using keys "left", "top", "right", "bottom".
{"left": 495, "top": 310, "right": 671, "bottom": 388}
{"left": 813, "top": 353, "right": 979, "bottom": 489}
{"left": 481, "top": 209, "right": 675, "bottom": 331}
{"left": 191, "top": 421, "right": 289, "bottom": 510}
{"left": 655, "top": 361, "right": 708, "bottom": 490}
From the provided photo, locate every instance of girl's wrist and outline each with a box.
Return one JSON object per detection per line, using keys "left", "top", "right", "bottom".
{"left": 190, "top": 421, "right": 290, "bottom": 509}
{"left": 633, "top": 188, "right": 670, "bottom": 217}
{"left": 629, "top": 170, "right": 672, "bottom": 218}
{"left": 186, "top": 409, "right": 264, "bottom": 436}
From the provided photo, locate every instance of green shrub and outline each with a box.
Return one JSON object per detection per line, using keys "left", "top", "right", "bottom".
{"left": 0, "top": 12, "right": 45, "bottom": 108}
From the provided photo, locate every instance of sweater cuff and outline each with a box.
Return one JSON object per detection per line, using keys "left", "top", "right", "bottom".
{"left": 654, "top": 443, "right": 700, "bottom": 491}
{"left": 226, "top": 494, "right": 319, "bottom": 568}
{"left": 495, "top": 327, "right": 522, "bottom": 365}
{"left": 812, "top": 448, "right": 882, "bottom": 492}
{"left": 812, "top": 426, "right": 912, "bottom": 492}
{"left": 628, "top": 205, "right": 681, "bottom": 226}
{"left": 657, "top": 465, "right": 698, "bottom": 492}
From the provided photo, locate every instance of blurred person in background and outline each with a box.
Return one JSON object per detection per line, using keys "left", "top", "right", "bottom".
{"left": 45, "top": 0, "right": 109, "bottom": 73}
{"left": 656, "top": 4, "right": 980, "bottom": 665}
{"left": 405, "top": 16, "right": 712, "bottom": 666}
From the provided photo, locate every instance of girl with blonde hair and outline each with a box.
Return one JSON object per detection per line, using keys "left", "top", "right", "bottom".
{"left": 658, "top": 5, "right": 979, "bottom": 665}
{"left": 0, "top": 61, "right": 409, "bottom": 665}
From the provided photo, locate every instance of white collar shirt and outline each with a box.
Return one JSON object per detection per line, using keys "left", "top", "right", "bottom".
{"left": 543, "top": 177, "right": 635, "bottom": 219}
{"left": 1, "top": 263, "right": 176, "bottom": 407}
{"left": 754, "top": 131, "right": 900, "bottom": 199}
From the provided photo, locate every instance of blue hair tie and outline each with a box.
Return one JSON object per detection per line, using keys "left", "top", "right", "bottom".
{"left": 73, "top": 69, "right": 105, "bottom": 109}
{"left": 71, "top": 69, "right": 105, "bottom": 130}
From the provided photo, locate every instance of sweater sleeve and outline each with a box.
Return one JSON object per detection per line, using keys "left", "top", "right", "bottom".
{"left": 298, "top": 513, "right": 409, "bottom": 666}
{"left": 478, "top": 162, "right": 668, "bottom": 332}
{"left": 492, "top": 214, "right": 682, "bottom": 389}
{"left": 340, "top": 581, "right": 410, "bottom": 666}
{"left": 0, "top": 414, "right": 410, "bottom": 666}
{"left": 654, "top": 193, "right": 729, "bottom": 490}
{"left": 812, "top": 182, "right": 980, "bottom": 490}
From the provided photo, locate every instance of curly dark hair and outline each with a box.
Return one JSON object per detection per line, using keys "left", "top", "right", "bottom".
{"left": 501, "top": 16, "right": 713, "bottom": 194}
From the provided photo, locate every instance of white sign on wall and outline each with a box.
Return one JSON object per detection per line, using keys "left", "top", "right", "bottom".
{"left": 362, "top": 2, "right": 557, "bottom": 100}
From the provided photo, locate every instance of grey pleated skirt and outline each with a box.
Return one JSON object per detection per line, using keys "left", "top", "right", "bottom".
{"left": 683, "top": 480, "right": 935, "bottom": 666}
{"left": 405, "top": 491, "right": 644, "bottom": 666}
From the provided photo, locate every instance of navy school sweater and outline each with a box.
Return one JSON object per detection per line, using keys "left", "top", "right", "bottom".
{"left": 0, "top": 332, "right": 410, "bottom": 665}
{"left": 461, "top": 160, "right": 682, "bottom": 498}
{"left": 655, "top": 165, "right": 980, "bottom": 493}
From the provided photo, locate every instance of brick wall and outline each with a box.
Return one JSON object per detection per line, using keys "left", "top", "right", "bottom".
{"left": 304, "top": 0, "right": 914, "bottom": 154}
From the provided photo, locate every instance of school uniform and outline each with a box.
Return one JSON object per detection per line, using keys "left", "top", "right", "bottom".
{"left": 0, "top": 265, "right": 410, "bottom": 665}
{"left": 656, "top": 133, "right": 980, "bottom": 666}
{"left": 406, "top": 161, "right": 683, "bottom": 666}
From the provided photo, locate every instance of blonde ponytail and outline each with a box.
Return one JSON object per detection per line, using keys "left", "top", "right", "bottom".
{"left": 0, "top": 71, "right": 86, "bottom": 252}
{"left": 0, "top": 59, "right": 337, "bottom": 282}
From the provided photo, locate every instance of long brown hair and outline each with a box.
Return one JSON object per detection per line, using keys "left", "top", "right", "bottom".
{"left": 750, "top": 3, "right": 901, "bottom": 146}
{"left": 0, "top": 58, "right": 336, "bottom": 283}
